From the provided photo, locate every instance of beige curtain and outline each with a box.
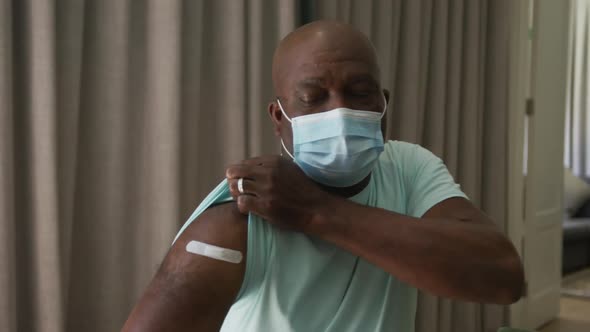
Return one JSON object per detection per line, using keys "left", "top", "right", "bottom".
{"left": 0, "top": 1, "right": 294, "bottom": 331}
{"left": 565, "top": 0, "right": 590, "bottom": 178}
{"left": 312, "top": 0, "right": 511, "bottom": 331}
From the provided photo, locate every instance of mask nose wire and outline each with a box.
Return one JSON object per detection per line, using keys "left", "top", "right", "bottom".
{"left": 276, "top": 98, "right": 295, "bottom": 159}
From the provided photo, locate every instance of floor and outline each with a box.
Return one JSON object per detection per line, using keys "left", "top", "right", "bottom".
{"left": 538, "top": 269, "right": 590, "bottom": 332}
{"left": 538, "top": 297, "right": 590, "bottom": 332}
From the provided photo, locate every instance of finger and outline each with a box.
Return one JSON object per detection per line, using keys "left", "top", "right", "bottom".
{"left": 227, "top": 178, "right": 262, "bottom": 198}
{"left": 236, "top": 195, "right": 265, "bottom": 217}
{"left": 225, "top": 164, "right": 267, "bottom": 180}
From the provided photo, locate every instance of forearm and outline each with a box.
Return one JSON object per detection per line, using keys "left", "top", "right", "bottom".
{"left": 308, "top": 196, "right": 523, "bottom": 304}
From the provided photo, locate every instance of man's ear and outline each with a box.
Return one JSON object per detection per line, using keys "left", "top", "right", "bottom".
{"left": 267, "top": 101, "right": 282, "bottom": 137}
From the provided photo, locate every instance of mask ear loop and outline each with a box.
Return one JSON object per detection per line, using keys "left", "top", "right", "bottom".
{"left": 276, "top": 99, "right": 295, "bottom": 160}
{"left": 276, "top": 98, "right": 292, "bottom": 123}
{"left": 380, "top": 94, "right": 388, "bottom": 119}
{"left": 280, "top": 140, "right": 295, "bottom": 160}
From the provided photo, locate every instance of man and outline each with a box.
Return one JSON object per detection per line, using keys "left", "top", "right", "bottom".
{"left": 122, "top": 21, "right": 524, "bottom": 332}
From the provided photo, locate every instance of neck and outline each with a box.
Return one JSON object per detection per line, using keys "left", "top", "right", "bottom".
{"left": 318, "top": 174, "right": 371, "bottom": 198}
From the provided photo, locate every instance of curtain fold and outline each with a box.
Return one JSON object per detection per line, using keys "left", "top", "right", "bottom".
{"left": 312, "top": 1, "right": 511, "bottom": 331}
{"left": 1, "top": 1, "right": 294, "bottom": 331}
{"left": 0, "top": 1, "right": 16, "bottom": 331}
{"left": 565, "top": 0, "right": 590, "bottom": 178}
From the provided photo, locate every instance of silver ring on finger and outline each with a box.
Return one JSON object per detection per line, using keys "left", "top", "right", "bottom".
{"left": 237, "top": 177, "right": 245, "bottom": 194}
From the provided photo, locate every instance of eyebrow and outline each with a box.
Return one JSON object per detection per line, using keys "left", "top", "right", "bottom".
{"left": 347, "top": 74, "right": 378, "bottom": 85}
{"left": 294, "top": 74, "right": 379, "bottom": 91}
{"left": 295, "top": 78, "right": 325, "bottom": 89}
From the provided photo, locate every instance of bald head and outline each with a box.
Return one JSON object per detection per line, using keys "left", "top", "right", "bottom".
{"left": 272, "top": 20, "right": 381, "bottom": 97}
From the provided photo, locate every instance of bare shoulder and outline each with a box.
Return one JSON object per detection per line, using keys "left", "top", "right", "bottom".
{"left": 173, "top": 201, "right": 248, "bottom": 255}
{"left": 122, "top": 202, "right": 248, "bottom": 332}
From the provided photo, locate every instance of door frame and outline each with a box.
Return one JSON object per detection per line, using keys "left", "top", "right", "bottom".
{"left": 506, "top": 0, "right": 530, "bottom": 327}
{"left": 507, "top": 0, "right": 572, "bottom": 328}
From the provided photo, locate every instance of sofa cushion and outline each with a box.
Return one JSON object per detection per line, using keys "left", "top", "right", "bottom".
{"left": 573, "top": 196, "right": 590, "bottom": 218}
{"left": 563, "top": 217, "right": 590, "bottom": 241}
{"left": 564, "top": 168, "right": 590, "bottom": 215}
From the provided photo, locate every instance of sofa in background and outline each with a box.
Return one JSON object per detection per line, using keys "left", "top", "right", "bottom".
{"left": 562, "top": 168, "right": 590, "bottom": 274}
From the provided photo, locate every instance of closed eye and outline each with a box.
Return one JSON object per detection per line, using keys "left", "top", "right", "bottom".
{"left": 347, "top": 80, "right": 379, "bottom": 98}
{"left": 296, "top": 91, "right": 328, "bottom": 107}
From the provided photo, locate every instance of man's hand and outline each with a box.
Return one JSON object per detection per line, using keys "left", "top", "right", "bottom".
{"left": 225, "top": 155, "right": 329, "bottom": 232}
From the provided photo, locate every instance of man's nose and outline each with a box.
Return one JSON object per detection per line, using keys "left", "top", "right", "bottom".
{"left": 324, "top": 94, "right": 349, "bottom": 111}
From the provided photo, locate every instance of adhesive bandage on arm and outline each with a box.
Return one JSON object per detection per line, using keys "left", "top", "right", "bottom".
{"left": 185, "top": 240, "right": 243, "bottom": 264}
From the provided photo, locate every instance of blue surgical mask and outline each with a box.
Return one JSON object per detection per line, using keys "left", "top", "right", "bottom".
{"left": 277, "top": 97, "right": 387, "bottom": 188}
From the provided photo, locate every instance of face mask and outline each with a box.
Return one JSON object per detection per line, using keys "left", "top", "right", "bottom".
{"left": 277, "top": 96, "right": 387, "bottom": 188}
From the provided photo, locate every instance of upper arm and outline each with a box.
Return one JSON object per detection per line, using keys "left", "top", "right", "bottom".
{"left": 404, "top": 144, "right": 468, "bottom": 218}
{"left": 122, "top": 202, "right": 248, "bottom": 332}
{"left": 403, "top": 145, "right": 495, "bottom": 225}
{"left": 422, "top": 196, "right": 496, "bottom": 227}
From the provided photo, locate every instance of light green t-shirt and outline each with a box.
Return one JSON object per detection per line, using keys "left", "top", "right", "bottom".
{"left": 174, "top": 140, "right": 468, "bottom": 332}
